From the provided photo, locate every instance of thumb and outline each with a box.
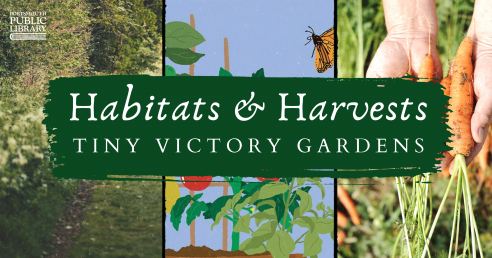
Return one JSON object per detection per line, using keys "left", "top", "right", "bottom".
{"left": 471, "top": 58, "right": 492, "bottom": 143}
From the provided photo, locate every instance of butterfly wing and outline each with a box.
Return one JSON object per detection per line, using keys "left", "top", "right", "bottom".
{"left": 314, "top": 27, "right": 335, "bottom": 73}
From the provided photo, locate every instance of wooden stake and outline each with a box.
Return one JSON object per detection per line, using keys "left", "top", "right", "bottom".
{"left": 222, "top": 185, "right": 228, "bottom": 250}
{"left": 224, "top": 37, "right": 229, "bottom": 72}
{"left": 190, "top": 190, "right": 195, "bottom": 246}
{"left": 189, "top": 14, "right": 195, "bottom": 76}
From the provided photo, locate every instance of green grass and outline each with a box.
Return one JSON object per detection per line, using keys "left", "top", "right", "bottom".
{"left": 68, "top": 178, "right": 162, "bottom": 258}
{"left": 337, "top": 0, "right": 474, "bottom": 78}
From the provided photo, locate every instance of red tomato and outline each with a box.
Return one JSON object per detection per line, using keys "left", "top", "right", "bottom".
{"left": 257, "top": 177, "right": 280, "bottom": 182}
{"left": 181, "top": 176, "right": 212, "bottom": 191}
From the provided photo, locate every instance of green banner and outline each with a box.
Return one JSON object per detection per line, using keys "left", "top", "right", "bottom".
{"left": 44, "top": 75, "right": 450, "bottom": 179}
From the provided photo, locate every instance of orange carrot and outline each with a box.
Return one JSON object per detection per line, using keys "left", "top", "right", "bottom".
{"left": 337, "top": 185, "right": 361, "bottom": 226}
{"left": 338, "top": 230, "right": 346, "bottom": 245}
{"left": 441, "top": 76, "right": 451, "bottom": 97}
{"left": 418, "top": 16, "right": 435, "bottom": 83}
{"left": 478, "top": 131, "right": 490, "bottom": 172}
{"left": 438, "top": 76, "right": 452, "bottom": 178}
{"left": 447, "top": 37, "right": 474, "bottom": 157}
{"left": 338, "top": 211, "right": 349, "bottom": 228}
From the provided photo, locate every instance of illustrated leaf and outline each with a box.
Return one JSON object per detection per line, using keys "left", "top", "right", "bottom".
{"left": 203, "top": 195, "right": 233, "bottom": 220}
{"left": 176, "top": 73, "right": 190, "bottom": 76}
{"left": 266, "top": 231, "right": 295, "bottom": 258}
{"left": 235, "top": 197, "right": 251, "bottom": 213}
{"left": 211, "top": 210, "right": 228, "bottom": 230}
{"left": 170, "top": 195, "right": 192, "bottom": 231}
{"left": 291, "top": 216, "right": 315, "bottom": 232}
{"left": 316, "top": 202, "right": 326, "bottom": 212}
{"left": 252, "top": 210, "right": 277, "bottom": 227}
{"left": 251, "top": 220, "right": 276, "bottom": 238}
{"left": 279, "top": 215, "right": 293, "bottom": 233}
{"left": 165, "top": 65, "right": 176, "bottom": 76}
{"left": 312, "top": 217, "right": 334, "bottom": 235}
{"left": 165, "top": 21, "right": 205, "bottom": 48}
{"left": 192, "top": 193, "right": 203, "bottom": 202}
{"left": 256, "top": 199, "right": 276, "bottom": 211}
{"left": 258, "top": 182, "right": 289, "bottom": 200}
{"left": 252, "top": 68, "right": 265, "bottom": 77}
{"left": 296, "top": 177, "right": 306, "bottom": 186}
{"left": 240, "top": 237, "right": 267, "bottom": 255}
{"left": 303, "top": 232, "right": 323, "bottom": 257}
{"left": 232, "top": 189, "right": 244, "bottom": 207}
{"left": 186, "top": 201, "right": 208, "bottom": 226}
{"left": 219, "top": 67, "right": 233, "bottom": 76}
{"left": 166, "top": 48, "right": 205, "bottom": 65}
{"left": 233, "top": 213, "right": 251, "bottom": 233}
{"left": 296, "top": 189, "right": 312, "bottom": 216}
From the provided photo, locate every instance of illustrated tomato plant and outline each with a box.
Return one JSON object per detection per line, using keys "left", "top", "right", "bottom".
{"left": 170, "top": 177, "right": 334, "bottom": 257}
{"left": 181, "top": 176, "right": 212, "bottom": 191}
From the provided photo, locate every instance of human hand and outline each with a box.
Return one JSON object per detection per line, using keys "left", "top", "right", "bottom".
{"left": 367, "top": 0, "right": 442, "bottom": 79}
{"left": 440, "top": 17, "right": 492, "bottom": 174}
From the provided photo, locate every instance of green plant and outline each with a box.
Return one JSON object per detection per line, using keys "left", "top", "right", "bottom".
{"left": 165, "top": 21, "right": 206, "bottom": 66}
{"left": 213, "top": 178, "right": 334, "bottom": 258}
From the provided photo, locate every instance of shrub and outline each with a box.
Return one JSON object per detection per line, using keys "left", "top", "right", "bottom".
{"left": 0, "top": 79, "right": 78, "bottom": 257}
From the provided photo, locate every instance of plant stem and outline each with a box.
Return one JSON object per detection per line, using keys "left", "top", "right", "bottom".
{"left": 448, "top": 169, "right": 462, "bottom": 258}
{"left": 294, "top": 231, "right": 308, "bottom": 245}
{"left": 420, "top": 162, "right": 459, "bottom": 258}
{"left": 392, "top": 230, "right": 403, "bottom": 258}
{"left": 282, "top": 178, "right": 295, "bottom": 231}
{"left": 459, "top": 155, "right": 483, "bottom": 258}
{"left": 396, "top": 177, "right": 413, "bottom": 258}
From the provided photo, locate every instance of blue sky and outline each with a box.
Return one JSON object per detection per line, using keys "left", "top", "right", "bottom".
{"left": 165, "top": 0, "right": 335, "bottom": 78}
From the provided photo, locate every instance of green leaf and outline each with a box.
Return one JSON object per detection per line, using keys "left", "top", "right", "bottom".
{"left": 233, "top": 213, "right": 251, "bottom": 233}
{"left": 203, "top": 195, "right": 233, "bottom": 220}
{"left": 170, "top": 195, "right": 192, "bottom": 230}
{"left": 266, "top": 231, "right": 295, "bottom": 258}
{"left": 303, "top": 232, "right": 323, "bottom": 257}
{"left": 211, "top": 210, "right": 228, "bottom": 230}
{"left": 296, "top": 189, "right": 312, "bottom": 216}
{"left": 292, "top": 216, "right": 315, "bottom": 232}
{"left": 192, "top": 193, "right": 203, "bottom": 202}
{"left": 231, "top": 189, "right": 244, "bottom": 207}
{"left": 186, "top": 201, "right": 208, "bottom": 226}
{"left": 166, "top": 48, "right": 205, "bottom": 65}
{"left": 312, "top": 217, "right": 334, "bottom": 235}
{"left": 252, "top": 68, "right": 265, "bottom": 77}
{"left": 251, "top": 220, "right": 276, "bottom": 238}
{"left": 165, "top": 65, "right": 176, "bottom": 76}
{"left": 165, "top": 21, "right": 205, "bottom": 48}
{"left": 258, "top": 182, "right": 289, "bottom": 200}
{"left": 176, "top": 73, "right": 190, "bottom": 76}
{"left": 235, "top": 197, "right": 251, "bottom": 213}
{"left": 296, "top": 177, "right": 306, "bottom": 187}
{"left": 256, "top": 200, "right": 276, "bottom": 211}
{"left": 252, "top": 210, "right": 277, "bottom": 227}
{"left": 239, "top": 237, "right": 267, "bottom": 255}
{"left": 219, "top": 67, "right": 233, "bottom": 76}
{"left": 316, "top": 202, "right": 326, "bottom": 212}
{"left": 279, "top": 215, "right": 293, "bottom": 233}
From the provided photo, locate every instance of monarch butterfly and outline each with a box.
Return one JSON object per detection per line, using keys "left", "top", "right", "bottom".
{"left": 305, "top": 26, "right": 335, "bottom": 73}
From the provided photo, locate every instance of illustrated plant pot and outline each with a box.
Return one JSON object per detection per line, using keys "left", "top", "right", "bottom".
{"left": 165, "top": 246, "right": 304, "bottom": 258}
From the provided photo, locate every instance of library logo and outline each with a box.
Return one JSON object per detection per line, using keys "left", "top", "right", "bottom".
{"left": 9, "top": 11, "right": 47, "bottom": 40}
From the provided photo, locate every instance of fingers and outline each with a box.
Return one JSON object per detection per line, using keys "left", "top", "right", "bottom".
{"left": 444, "top": 141, "right": 485, "bottom": 175}
{"left": 471, "top": 57, "right": 492, "bottom": 143}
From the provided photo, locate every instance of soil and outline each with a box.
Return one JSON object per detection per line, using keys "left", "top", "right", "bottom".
{"left": 165, "top": 246, "right": 304, "bottom": 258}
{"left": 45, "top": 180, "right": 95, "bottom": 258}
